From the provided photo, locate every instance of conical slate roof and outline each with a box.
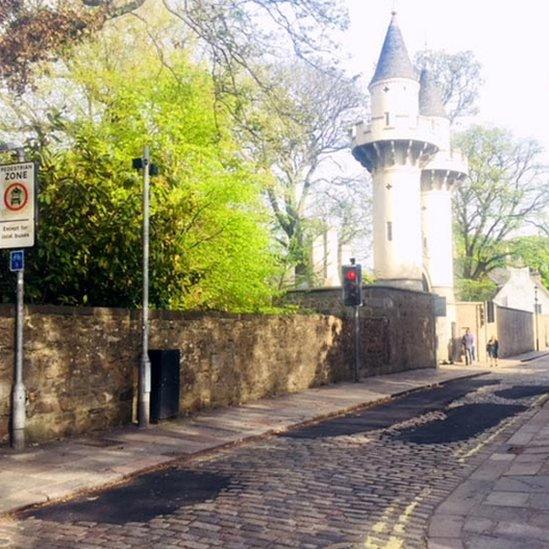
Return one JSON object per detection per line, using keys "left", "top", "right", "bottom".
{"left": 419, "top": 69, "right": 448, "bottom": 118}
{"left": 370, "top": 12, "right": 417, "bottom": 85}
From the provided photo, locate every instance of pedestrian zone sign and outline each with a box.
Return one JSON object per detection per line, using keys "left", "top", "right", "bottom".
{"left": 0, "top": 162, "right": 35, "bottom": 249}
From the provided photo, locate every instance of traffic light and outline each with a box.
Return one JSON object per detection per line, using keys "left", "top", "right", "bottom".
{"left": 479, "top": 305, "right": 485, "bottom": 326}
{"left": 342, "top": 264, "right": 363, "bottom": 307}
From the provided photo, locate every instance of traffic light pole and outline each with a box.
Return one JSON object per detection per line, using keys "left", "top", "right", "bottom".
{"left": 11, "top": 147, "right": 26, "bottom": 450}
{"left": 139, "top": 146, "right": 151, "bottom": 429}
{"left": 354, "top": 305, "right": 360, "bottom": 383}
{"left": 342, "top": 259, "right": 362, "bottom": 383}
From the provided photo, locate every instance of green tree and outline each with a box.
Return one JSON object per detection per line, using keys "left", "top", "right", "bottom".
{"left": 455, "top": 277, "right": 497, "bottom": 302}
{"left": 1, "top": 19, "right": 277, "bottom": 311}
{"left": 508, "top": 236, "right": 549, "bottom": 287}
{"left": 1, "top": 0, "right": 360, "bottom": 293}
{"left": 453, "top": 125, "right": 548, "bottom": 281}
{"left": 0, "top": 0, "right": 348, "bottom": 93}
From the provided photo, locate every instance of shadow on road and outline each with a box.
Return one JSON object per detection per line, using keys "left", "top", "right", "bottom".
{"left": 280, "top": 377, "right": 501, "bottom": 440}
{"left": 22, "top": 469, "right": 232, "bottom": 525}
{"left": 395, "top": 403, "right": 527, "bottom": 444}
{"left": 494, "top": 385, "right": 549, "bottom": 400}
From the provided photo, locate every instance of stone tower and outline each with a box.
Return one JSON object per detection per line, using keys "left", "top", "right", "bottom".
{"left": 351, "top": 12, "right": 438, "bottom": 291}
{"left": 351, "top": 13, "right": 468, "bottom": 361}
{"left": 419, "top": 69, "right": 468, "bottom": 360}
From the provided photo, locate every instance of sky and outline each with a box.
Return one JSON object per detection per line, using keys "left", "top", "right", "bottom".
{"left": 341, "top": 0, "right": 549, "bottom": 161}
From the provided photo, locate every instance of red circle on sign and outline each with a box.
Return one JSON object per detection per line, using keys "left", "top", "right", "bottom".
{"left": 346, "top": 270, "right": 357, "bottom": 281}
{"left": 3, "top": 183, "right": 28, "bottom": 212}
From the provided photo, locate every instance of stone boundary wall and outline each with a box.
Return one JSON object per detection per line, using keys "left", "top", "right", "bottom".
{"left": 537, "top": 315, "right": 549, "bottom": 350}
{"left": 456, "top": 302, "right": 537, "bottom": 361}
{"left": 496, "top": 305, "right": 534, "bottom": 358}
{"left": 284, "top": 285, "right": 436, "bottom": 374}
{"left": 0, "top": 286, "right": 435, "bottom": 445}
{"left": 1, "top": 306, "right": 352, "bottom": 444}
{"left": 455, "top": 302, "right": 487, "bottom": 363}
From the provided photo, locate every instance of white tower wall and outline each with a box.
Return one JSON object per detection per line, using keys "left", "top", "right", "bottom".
{"left": 370, "top": 78, "right": 420, "bottom": 122}
{"left": 421, "top": 146, "right": 468, "bottom": 361}
{"left": 373, "top": 165, "right": 424, "bottom": 284}
{"left": 418, "top": 67, "right": 468, "bottom": 362}
{"left": 421, "top": 188, "right": 454, "bottom": 290}
{"left": 428, "top": 117, "right": 451, "bottom": 150}
{"left": 421, "top": 184, "right": 457, "bottom": 361}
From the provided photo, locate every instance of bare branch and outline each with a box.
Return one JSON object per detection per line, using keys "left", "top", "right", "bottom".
{"left": 415, "top": 49, "right": 482, "bottom": 123}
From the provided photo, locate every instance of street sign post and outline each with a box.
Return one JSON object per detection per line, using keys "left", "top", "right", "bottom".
{"left": 1, "top": 155, "right": 35, "bottom": 451}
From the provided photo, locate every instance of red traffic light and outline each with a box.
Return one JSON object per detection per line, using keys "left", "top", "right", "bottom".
{"left": 342, "top": 264, "right": 362, "bottom": 307}
{"left": 345, "top": 270, "right": 358, "bottom": 282}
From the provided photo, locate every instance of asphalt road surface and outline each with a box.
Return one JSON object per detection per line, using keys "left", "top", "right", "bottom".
{"left": 4, "top": 362, "right": 549, "bottom": 548}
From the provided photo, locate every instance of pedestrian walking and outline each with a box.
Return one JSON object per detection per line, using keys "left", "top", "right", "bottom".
{"left": 462, "top": 329, "right": 475, "bottom": 365}
{"left": 471, "top": 335, "right": 476, "bottom": 363}
{"left": 486, "top": 336, "right": 499, "bottom": 367}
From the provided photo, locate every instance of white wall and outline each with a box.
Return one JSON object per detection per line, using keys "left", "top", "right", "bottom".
{"left": 370, "top": 78, "right": 420, "bottom": 122}
{"left": 421, "top": 188, "right": 454, "bottom": 290}
{"left": 312, "top": 228, "right": 341, "bottom": 287}
{"left": 372, "top": 165, "right": 423, "bottom": 285}
{"left": 494, "top": 268, "right": 549, "bottom": 314}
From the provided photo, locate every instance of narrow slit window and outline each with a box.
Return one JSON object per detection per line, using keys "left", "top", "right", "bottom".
{"left": 387, "top": 221, "right": 393, "bottom": 241}
{"left": 385, "top": 112, "right": 390, "bottom": 126}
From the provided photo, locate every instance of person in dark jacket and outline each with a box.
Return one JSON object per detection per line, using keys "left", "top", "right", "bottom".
{"left": 462, "top": 329, "right": 475, "bottom": 365}
{"left": 486, "top": 336, "right": 499, "bottom": 367}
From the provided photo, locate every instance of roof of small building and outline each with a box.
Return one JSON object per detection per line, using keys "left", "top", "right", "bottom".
{"left": 419, "top": 69, "right": 448, "bottom": 118}
{"left": 489, "top": 267, "right": 511, "bottom": 288}
{"left": 370, "top": 12, "right": 417, "bottom": 85}
{"left": 490, "top": 266, "right": 549, "bottom": 295}
{"left": 491, "top": 266, "right": 549, "bottom": 312}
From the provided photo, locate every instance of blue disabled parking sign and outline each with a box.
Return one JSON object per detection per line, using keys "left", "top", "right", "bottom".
{"left": 9, "top": 250, "right": 24, "bottom": 272}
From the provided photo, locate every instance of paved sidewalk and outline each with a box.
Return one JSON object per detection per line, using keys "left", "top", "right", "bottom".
{"left": 427, "top": 392, "right": 549, "bottom": 548}
{"left": 0, "top": 364, "right": 491, "bottom": 517}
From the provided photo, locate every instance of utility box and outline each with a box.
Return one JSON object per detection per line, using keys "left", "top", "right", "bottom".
{"left": 148, "top": 349, "right": 181, "bottom": 423}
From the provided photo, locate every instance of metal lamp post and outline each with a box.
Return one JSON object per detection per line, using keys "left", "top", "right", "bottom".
{"left": 132, "top": 147, "right": 158, "bottom": 429}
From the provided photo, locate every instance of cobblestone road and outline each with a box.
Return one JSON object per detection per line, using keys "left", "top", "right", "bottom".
{"left": 1, "top": 360, "right": 548, "bottom": 548}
